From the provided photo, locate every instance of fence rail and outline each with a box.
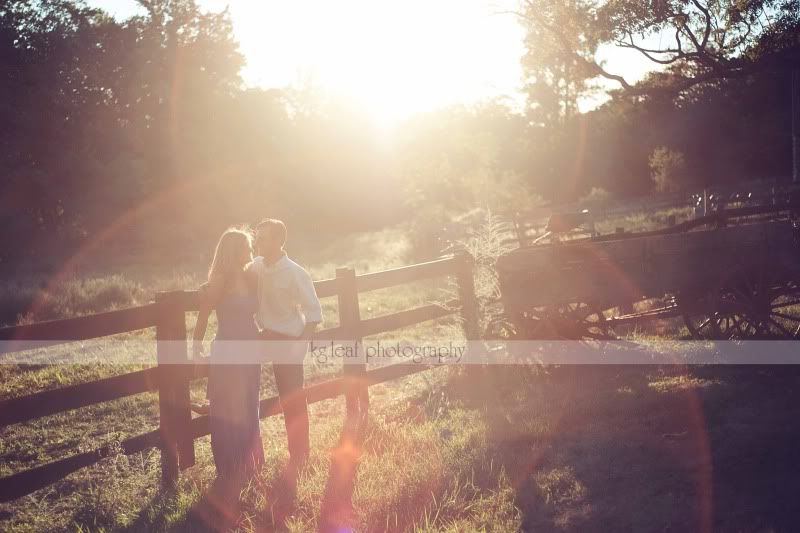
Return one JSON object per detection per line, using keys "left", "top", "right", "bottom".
{"left": 0, "top": 252, "right": 477, "bottom": 503}
{"left": 0, "top": 303, "right": 159, "bottom": 347}
{"left": 500, "top": 180, "right": 800, "bottom": 248}
{"left": 0, "top": 367, "right": 161, "bottom": 427}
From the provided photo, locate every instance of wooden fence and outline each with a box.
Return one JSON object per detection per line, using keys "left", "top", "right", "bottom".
{"left": 501, "top": 180, "right": 800, "bottom": 249}
{"left": 0, "top": 253, "right": 478, "bottom": 503}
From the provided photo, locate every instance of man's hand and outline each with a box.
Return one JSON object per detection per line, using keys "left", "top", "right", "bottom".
{"left": 302, "top": 321, "right": 319, "bottom": 339}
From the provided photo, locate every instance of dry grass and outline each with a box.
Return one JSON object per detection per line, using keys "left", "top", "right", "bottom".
{"left": 0, "top": 272, "right": 206, "bottom": 327}
{"left": 0, "top": 224, "right": 468, "bottom": 531}
{"left": 3, "top": 218, "right": 800, "bottom": 531}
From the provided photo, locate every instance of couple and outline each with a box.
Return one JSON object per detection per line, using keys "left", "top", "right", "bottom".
{"left": 191, "top": 218, "right": 322, "bottom": 489}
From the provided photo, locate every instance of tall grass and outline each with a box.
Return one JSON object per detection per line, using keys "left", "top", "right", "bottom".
{"left": 441, "top": 209, "right": 516, "bottom": 341}
{"left": 1, "top": 276, "right": 143, "bottom": 326}
{"left": 0, "top": 272, "right": 209, "bottom": 327}
{"left": 2, "top": 218, "right": 798, "bottom": 531}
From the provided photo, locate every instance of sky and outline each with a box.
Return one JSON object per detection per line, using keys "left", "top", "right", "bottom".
{"left": 87, "top": 0, "right": 657, "bottom": 127}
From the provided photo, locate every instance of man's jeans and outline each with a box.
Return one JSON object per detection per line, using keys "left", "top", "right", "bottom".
{"left": 262, "top": 330, "right": 310, "bottom": 463}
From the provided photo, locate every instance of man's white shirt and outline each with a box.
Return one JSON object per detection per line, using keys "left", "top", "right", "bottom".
{"left": 247, "top": 253, "right": 323, "bottom": 338}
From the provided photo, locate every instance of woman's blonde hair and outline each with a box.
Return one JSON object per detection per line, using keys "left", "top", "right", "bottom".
{"left": 208, "top": 228, "right": 253, "bottom": 285}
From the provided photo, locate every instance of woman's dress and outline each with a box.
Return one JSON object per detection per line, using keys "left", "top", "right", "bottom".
{"left": 208, "top": 291, "right": 264, "bottom": 479}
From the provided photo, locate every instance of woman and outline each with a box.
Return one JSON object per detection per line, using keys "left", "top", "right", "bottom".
{"left": 192, "top": 228, "right": 264, "bottom": 487}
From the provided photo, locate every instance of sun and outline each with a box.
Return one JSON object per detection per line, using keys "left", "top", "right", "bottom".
{"left": 233, "top": 0, "right": 526, "bottom": 129}
{"left": 87, "top": 0, "right": 657, "bottom": 124}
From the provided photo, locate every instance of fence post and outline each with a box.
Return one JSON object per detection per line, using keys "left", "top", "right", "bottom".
{"left": 336, "top": 267, "right": 368, "bottom": 419}
{"left": 703, "top": 188, "right": 708, "bottom": 216}
{"left": 454, "top": 252, "right": 479, "bottom": 341}
{"left": 512, "top": 213, "right": 526, "bottom": 248}
{"left": 155, "top": 291, "right": 195, "bottom": 485}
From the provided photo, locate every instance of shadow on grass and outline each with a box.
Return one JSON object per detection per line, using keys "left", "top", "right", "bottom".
{"left": 317, "top": 415, "right": 366, "bottom": 533}
{"left": 449, "top": 365, "right": 800, "bottom": 532}
{"left": 122, "top": 415, "right": 367, "bottom": 532}
{"left": 119, "top": 483, "right": 183, "bottom": 533}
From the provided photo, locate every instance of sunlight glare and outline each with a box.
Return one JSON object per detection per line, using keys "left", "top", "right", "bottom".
{"left": 235, "top": 0, "right": 525, "bottom": 128}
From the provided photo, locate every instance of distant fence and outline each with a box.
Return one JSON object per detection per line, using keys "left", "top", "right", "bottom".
{"left": 501, "top": 179, "right": 800, "bottom": 248}
{"left": 0, "top": 253, "right": 478, "bottom": 503}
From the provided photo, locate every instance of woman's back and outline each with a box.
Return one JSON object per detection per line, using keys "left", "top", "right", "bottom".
{"left": 214, "top": 277, "right": 259, "bottom": 342}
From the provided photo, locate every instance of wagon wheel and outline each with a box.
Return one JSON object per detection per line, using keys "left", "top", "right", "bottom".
{"left": 683, "top": 267, "right": 800, "bottom": 339}
{"left": 682, "top": 291, "right": 735, "bottom": 340}
{"left": 722, "top": 269, "right": 800, "bottom": 339}
{"left": 518, "top": 302, "right": 611, "bottom": 340}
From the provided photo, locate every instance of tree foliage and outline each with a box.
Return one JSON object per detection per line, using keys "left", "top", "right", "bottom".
{"left": 0, "top": 0, "right": 404, "bottom": 264}
{"left": 1, "top": 0, "right": 797, "bottom": 269}
{"left": 516, "top": 0, "right": 798, "bottom": 202}
{"left": 650, "top": 147, "right": 687, "bottom": 192}
{"left": 521, "top": 0, "right": 600, "bottom": 127}
{"left": 519, "top": 0, "right": 800, "bottom": 97}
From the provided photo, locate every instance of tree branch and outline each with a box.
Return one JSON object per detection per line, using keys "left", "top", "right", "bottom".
{"left": 511, "top": 0, "right": 799, "bottom": 100}
{"left": 690, "top": 0, "right": 713, "bottom": 49}
{"left": 506, "top": 5, "right": 634, "bottom": 90}
{"left": 617, "top": 44, "right": 681, "bottom": 65}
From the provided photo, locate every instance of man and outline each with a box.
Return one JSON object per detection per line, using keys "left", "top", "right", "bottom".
{"left": 248, "top": 218, "right": 322, "bottom": 471}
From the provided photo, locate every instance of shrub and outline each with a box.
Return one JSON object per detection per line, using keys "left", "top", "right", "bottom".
{"left": 649, "top": 147, "right": 687, "bottom": 193}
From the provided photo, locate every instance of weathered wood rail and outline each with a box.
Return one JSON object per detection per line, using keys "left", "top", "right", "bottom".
{"left": 501, "top": 181, "right": 800, "bottom": 248}
{"left": 0, "top": 253, "right": 478, "bottom": 502}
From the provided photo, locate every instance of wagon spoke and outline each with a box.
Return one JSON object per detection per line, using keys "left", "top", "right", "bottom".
{"left": 771, "top": 299, "right": 800, "bottom": 309}
{"left": 715, "top": 318, "right": 728, "bottom": 338}
{"left": 544, "top": 302, "right": 612, "bottom": 340}
{"left": 738, "top": 318, "right": 756, "bottom": 337}
{"left": 719, "top": 316, "right": 738, "bottom": 340}
{"left": 734, "top": 307, "right": 768, "bottom": 338}
{"left": 767, "top": 318, "right": 793, "bottom": 338}
{"left": 687, "top": 318, "right": 711, "bottom": 338}
{"left": 731, "top": 315, "right": 750, "bottom": 338}
{"left": 771, "top": 311, "right": 800, "bottom": 322}
{"left": 734, "top": 315, "right": 751, "bottom": 335}
{"left": 728, "top": 317, "right": 742, "bottom": 339}
{"left": 753, "top": 319, "right": 772, "bottom": 337}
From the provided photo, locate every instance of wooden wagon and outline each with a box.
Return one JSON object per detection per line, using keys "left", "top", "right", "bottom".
{"left": 497, "top": 205, "right": 800, "bottom": 340}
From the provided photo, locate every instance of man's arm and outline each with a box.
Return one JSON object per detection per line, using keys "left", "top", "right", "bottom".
{"left": 295, "top": 267, "right": 322, "bottom": 337}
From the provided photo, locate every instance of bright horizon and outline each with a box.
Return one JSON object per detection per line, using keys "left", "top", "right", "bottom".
{"left": 89, "top": 0, "right": 657, "bottom": 128}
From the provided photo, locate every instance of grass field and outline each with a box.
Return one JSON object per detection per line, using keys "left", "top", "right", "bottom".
{"left": 5, "top": 360, "right": 799, "bottom": 532}
{"left": 2, "top": 216, "right": 800, "bottom": 531}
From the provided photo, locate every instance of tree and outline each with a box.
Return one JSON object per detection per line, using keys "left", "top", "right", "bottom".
{"left": 0, "top": 0, "right": 116, "bottom": 244}
{"left": 0, "top": 0, "right": 249, "bottom": 257}
{"left": 513, "top": 0, "right": 800, "bottom": 203}
{"left": 517, "top": 0, "right": 800, "bottom": 97}
{"left": 650, "top": 146, "right": 687, "bottom": 192}
{"left": 397, "top": 102, "right": 537, "bottom": 214}
{"left": 520, "top": 0, "right": 599, "bottom": 127}
{"left": 124, "top": 0, "right": 245, "bottom": 183}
